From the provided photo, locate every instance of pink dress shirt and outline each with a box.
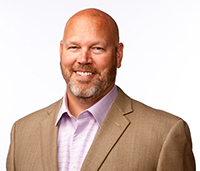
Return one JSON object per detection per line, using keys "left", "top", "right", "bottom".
{"left": 55, "top": 85, "right": 118, "bottom": 171}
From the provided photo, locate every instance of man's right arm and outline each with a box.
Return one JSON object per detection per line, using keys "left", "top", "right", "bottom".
{"left": 7, "top": 123, "right": 16, "bottom": 171}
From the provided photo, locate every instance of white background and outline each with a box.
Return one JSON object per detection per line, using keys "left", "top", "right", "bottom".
{"left": 0, "top": 0, "right": 199, "bottom": 170}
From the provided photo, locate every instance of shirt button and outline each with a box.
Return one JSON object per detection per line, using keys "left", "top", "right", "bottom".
{"left": 78, "top": 134, "right": 82, "bottom": 139}
{"left": 73, "top": 163, "right": 76, "bottom": 168}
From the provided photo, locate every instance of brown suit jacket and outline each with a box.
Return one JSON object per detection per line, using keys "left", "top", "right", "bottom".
{"left": 7, "top": 87, "right": 195, "bottom": 171}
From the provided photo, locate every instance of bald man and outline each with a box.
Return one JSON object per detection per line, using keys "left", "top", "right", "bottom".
{"left": 7, "top": 8, "right": 195, "bottom": 171}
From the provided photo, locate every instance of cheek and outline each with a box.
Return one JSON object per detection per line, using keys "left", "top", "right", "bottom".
{"left": 60, "top": 53, "right": 75, "bottom": 67}
{"left": 95, "top": 55, "right": 115, "bottom": 71}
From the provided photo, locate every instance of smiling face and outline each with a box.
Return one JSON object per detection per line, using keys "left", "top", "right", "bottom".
{"left": 60, "top": 9, "right": 123, "bottom": 101}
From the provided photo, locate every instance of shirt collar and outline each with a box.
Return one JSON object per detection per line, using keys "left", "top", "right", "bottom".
{"left": 55, "top": 85, "right": 118, "bottom": 126}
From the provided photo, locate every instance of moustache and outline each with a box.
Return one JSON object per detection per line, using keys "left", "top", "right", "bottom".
{"left": 71, "top": 65, "right": 99, "bottom": 74}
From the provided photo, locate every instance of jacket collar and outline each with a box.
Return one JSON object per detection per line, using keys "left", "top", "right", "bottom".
{"left": 40, "top": 99, "right": 62, "bottom": 171}
{"left": 81, "top": 87, "right": 133, "bottom": 171}
{"left": 39, "top": 87, "right": 133, "bottom": 171}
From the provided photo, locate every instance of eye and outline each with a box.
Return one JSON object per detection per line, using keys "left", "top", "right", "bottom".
{"left": 68, "top": 46, "right": 79, "bottom": 51}
{"left": 94, "top": 47, "right": 102, "bottom": 50}
{"left": 92, "top": 46, "right": 105, "bottom": 54}
{"left": 69, "top": 46, "right": 78, "bottom": 49}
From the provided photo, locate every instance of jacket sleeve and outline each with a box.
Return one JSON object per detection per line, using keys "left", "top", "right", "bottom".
{"left": 156, "top": 120, "right": 195, "bottom": 171}
{"left": 6, "top": 123, "right": 16, "bottom": 171}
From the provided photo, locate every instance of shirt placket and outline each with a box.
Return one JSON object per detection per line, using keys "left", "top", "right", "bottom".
{"left": 70, "top": 111, "right": 91, "bottom": 170}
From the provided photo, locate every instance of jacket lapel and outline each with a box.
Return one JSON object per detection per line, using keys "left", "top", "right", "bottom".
{"left": 81, "top": 88, "right": 133, "bottom": 171}
{"left": 40, "top": 99, "right": 62, "bottom": 171}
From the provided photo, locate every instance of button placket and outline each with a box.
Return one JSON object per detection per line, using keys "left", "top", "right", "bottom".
{"left": 70, "top": 111, "right": 92, "bottom": 170}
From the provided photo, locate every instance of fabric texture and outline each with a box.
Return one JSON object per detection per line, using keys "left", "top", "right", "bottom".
{"left": 6, "top": 87, "right": 196, "bottom": 171}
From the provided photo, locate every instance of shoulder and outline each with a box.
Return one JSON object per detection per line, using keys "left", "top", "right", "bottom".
{"left": 14, "top": 98, "right": 63, "bottom": 127}
{"left": 116, "top": 87, "right": 192, "bottom": 144}
{"left": 131, "top": 98, "right": 181, "bottom": 123}
{"left": 116, "top": 86, "right": 183, "bottom": 127}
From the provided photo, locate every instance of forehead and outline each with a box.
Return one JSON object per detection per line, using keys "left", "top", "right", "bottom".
{"left": 63, "top": 15, "right": 115, "bottom": 44}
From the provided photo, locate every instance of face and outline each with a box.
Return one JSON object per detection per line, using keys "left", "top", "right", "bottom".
{"left": 60, "top": 15, "right": 123, "bottom": 101}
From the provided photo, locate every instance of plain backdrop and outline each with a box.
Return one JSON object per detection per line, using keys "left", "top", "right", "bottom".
{"left": 1, "top": 0, "right": 199, "bottom": 170}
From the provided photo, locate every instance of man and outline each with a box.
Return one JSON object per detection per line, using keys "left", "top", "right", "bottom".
{"left": 7, "top": 8, "right": 195, "bottom": 171}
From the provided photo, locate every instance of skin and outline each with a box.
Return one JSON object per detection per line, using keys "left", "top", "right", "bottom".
{"left": 60, "top": 8, "right": 124, "bottom": 118}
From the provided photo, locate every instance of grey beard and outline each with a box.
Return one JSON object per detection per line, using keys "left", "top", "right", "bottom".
{"left": 67, "top": 75, "right": 114, "bottom": 101}
{"left": 63, "top": 54, "right": 117, "bottom": 101}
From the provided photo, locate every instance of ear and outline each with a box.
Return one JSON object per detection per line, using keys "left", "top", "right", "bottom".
{"left": 116, "top": 42, "right": 124, "bottom": 68}
{"left": 60, "top": 40, "right": 63, "bottom": 57}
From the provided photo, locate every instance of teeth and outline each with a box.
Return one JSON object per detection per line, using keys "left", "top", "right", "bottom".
{"left": 76, "top": 71, "right": 92, "bottom": 77}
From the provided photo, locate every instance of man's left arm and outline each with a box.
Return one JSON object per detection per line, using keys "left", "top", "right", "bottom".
{"left": 156, "top": 119, "right": 196, "bottom": 171}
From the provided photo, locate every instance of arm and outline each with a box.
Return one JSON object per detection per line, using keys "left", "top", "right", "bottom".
{"left": 6, "top": 123, "right": 16, "bottom": 171}
{"left": 157, "top": 120, "right": 195, "bottom": 171}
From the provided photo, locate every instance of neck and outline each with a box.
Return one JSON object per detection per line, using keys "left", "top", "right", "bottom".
{"left": 66, "top": 84, "right": 114, "bottom": 118}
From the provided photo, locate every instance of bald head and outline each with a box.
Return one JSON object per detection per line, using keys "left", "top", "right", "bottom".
{"left": 62, "top": 8, "right": 120, "bottom": 46}
{"left": 59, "top": 8, "right": 124, "bottom": 103}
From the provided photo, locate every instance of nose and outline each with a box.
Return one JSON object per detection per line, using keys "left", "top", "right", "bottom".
{"left": 77, "top": 49, "right": 92, "bottom": 65}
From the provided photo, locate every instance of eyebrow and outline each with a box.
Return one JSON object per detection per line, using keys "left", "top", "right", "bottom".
{"left": 64, "top": 41, "right": 80, "bottom": 46}
{"left": 64, "top": 40, "right": 109, "bottom": 47}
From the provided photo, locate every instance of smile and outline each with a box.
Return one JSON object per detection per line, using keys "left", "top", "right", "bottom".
{"left": 76, "top": 71, "right": 93, "bottom": 77}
